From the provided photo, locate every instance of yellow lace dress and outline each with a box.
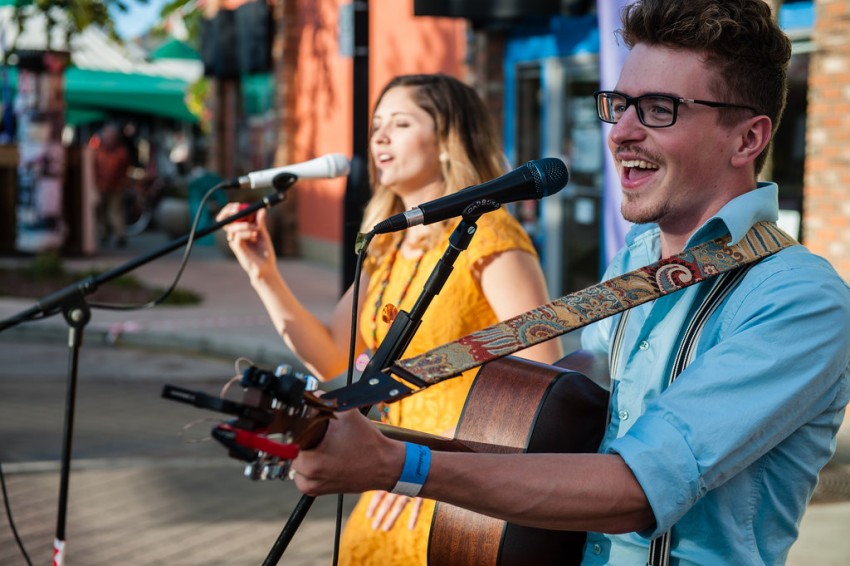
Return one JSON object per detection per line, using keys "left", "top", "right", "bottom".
{"left": 338, "top": 208, "right": 538, "bottom": 565}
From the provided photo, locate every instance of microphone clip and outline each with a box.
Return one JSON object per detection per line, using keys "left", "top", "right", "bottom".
{"left": 461, "top": 199, "right": 500, "bottom": 222}
{"left": 271, "top": 172, "right": 298, "bottom": 192}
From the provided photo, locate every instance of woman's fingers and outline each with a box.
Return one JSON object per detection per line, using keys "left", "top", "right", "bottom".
{"left": 364, "top": 491, "right": 421, "bottom": 531}
{"left": 407, "top": 497, "right": 422, "bottom": 530}
{"left": 215, "top": 202, "right": 241, "bottom": 222}
{"left": 365, "top": 490, "right": 386, "bottom": 518}
{"left": 377, "top": 494, "right": 410, "bottom": 531}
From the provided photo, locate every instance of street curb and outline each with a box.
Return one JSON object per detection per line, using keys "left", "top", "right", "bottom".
{"left": 1, "top": 322, "right": 304, "bottom": 371}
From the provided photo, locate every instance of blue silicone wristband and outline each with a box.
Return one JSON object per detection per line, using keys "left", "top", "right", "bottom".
{"left": 391, "top": 442, "right": 431, "bottom": 497}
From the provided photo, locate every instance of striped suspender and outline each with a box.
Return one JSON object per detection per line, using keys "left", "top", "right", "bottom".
{"left": 644, "top": 266, "right": 751, "bottom": 566}
{"left": 609, "top": 310, "right": 631, "bottom": 382}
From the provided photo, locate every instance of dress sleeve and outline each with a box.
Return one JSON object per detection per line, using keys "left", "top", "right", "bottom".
{"left": 461, "top": 208, "right": 538, "bottom": 268}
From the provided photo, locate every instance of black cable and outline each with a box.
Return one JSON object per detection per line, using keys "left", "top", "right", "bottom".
{"left": 89, "top": 184, "right": 229, "bottom": 311}
{"left": 332, "top": 230, "right": 374, "bottom": 566}
{"left": 0, "top": 461, "right": 34, "bottom": 566}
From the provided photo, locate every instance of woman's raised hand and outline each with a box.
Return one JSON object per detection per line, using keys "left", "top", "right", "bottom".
{"left": 216, "top": 203, "right": 276, "bottom": 280}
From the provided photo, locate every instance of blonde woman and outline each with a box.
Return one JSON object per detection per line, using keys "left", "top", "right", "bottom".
{"left": 218, "top": 73, "right": 562, "bottom": 565}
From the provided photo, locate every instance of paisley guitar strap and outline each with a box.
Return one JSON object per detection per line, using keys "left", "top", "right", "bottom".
{"left": 391, "top": 221, "right": 796, "bottom": 385}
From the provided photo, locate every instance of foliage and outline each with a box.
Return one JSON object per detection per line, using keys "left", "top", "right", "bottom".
{"left": 153, "top": 0, "right": 202, "bottom": 50}
{"left": 145, "top": 0, "right": 209, "bottom": 127}
{"left": 185, "top": 75, "right": 210, "bottom": 132}
{"left": 10, "top": 0, "right": 144, "bottom": 49}
{"left": 22, "top": 250, "right": 66, "bottom": 280}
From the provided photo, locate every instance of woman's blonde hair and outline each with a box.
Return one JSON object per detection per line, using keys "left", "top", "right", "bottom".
{"left": 360, "top": 74, "right": 508, "bottom": 258}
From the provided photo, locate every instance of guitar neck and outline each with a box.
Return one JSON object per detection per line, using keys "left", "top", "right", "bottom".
{"left": 291, "top": 412, "right": 482, "bottom": 453}
{"left": 376, "top": 422, "right": 492, "bottom": 453}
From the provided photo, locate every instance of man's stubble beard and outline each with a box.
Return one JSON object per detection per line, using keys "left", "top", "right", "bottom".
{"left": 620, "top": 191, "right": 670, "bottom": 225}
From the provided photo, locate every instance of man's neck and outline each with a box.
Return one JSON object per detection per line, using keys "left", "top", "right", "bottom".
{"left": 657, "top": 215, "right": 708, "bottom": 258}
{"left": 657, "top": 182, "right": 759, "bottom": 258}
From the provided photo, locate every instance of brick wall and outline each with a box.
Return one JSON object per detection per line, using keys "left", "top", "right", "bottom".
{"left": 803, "top": 0, "right": 850, "bottom": 280}
{"left": 269, "top": 0, "right": 300, "bottom": 256}
{"left": 272, "top": 0, "right": 298, "bottom": 168}
{"left": 467, "top": 30, "right": 507, "bottom": 140}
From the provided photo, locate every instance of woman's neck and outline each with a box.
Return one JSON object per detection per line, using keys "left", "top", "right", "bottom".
{"left": 398, "top": 178, "right": 445, "bottom": 211}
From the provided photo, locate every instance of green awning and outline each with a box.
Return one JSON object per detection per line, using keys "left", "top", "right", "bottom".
{"left": 242, "top": 72, "right": 273, "bottom": 116}
{"left": 150, "top": 39, "right": 201, "bottom": 62}
{"left": 2, "top": 65, "right": 197, "bottom": 124}
{"left": 64, "top": 68, "right": 197, "bottom": 123}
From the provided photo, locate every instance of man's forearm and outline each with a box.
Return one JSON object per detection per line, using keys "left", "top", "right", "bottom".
{"left": 294, "top": 410, "right": 654, "bottom": 535}
{"left": 422, "top": 451, "right": 655, "bottom": 534}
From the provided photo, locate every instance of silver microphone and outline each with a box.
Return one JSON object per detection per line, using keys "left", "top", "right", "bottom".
{"left": 229, "top": 153, "right": 351, "bottom": 189}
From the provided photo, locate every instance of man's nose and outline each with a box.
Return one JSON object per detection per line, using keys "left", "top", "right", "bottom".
{"left": 608, "top": 105, "right": 645, "bottom": 145}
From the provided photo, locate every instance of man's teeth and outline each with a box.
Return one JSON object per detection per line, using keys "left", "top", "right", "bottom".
{"left": 620, "top": 159, "right": 658, "bottom": 170}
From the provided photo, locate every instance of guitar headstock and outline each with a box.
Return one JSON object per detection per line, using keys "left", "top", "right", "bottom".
{"left": 162, "top": 363, "right": 335, "bottom": 481}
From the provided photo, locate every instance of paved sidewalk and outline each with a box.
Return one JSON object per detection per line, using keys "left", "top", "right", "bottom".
{"left": 0, "top": 229, "right": 341, "bottom": 372}
{"left": 1, "top": 229, "right": 850, "bottom": 565}
{"left": 0, "top": 231, "right": 353, "bottom": 565}
{"left": 0, "top": 338, "right": 357, "bottom": 565}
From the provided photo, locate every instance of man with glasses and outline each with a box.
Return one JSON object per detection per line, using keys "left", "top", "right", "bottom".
{"left": 293, "top": 1, "right": 850, "bottom": 564}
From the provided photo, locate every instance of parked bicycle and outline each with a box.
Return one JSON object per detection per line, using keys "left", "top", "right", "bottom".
{"left": 123, "top": 166, "right": 166, "bottom": 237}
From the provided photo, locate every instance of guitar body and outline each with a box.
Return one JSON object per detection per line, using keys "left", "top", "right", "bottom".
{"left": 428, "top": 352, "right": 609, "bottom": 566}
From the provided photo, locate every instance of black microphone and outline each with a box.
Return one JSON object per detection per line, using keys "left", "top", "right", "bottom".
{"left": 225, "top": 153, "right": 351, "bottom": 189}
{"left": 372, "top": 157, "right": 569, "bottom": 234}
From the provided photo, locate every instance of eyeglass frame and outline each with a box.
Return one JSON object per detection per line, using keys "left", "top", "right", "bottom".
{"left": 594, "top": 90, "right": 761, "bottom": 128}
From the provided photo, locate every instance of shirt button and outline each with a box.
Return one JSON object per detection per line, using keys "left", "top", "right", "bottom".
{"left": 592, "top": 543, "right": 603, "bottom": 555}
{"left": 639, "top": 340, "right": 650, "bottom": 351}
{"left": 619, "top": 410, "right": 629, "bottom": 421}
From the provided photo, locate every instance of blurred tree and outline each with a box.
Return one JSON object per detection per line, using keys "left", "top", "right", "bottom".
{"left": 10, "top": 0, "right": 145, "bottom": 51}
{"left": 154, "top": 0, "right": 201, "bottom": 49}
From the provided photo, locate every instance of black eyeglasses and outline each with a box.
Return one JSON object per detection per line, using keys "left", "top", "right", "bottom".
{"left": 594, "top": 90, "right": 760, "bottom": 128}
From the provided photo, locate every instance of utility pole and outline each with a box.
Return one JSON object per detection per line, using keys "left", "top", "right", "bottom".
{"left": 341, "top": 0, "right": 371, "bottom": 293}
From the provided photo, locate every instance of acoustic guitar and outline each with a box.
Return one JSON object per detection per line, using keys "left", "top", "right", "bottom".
{"left": 163, "top": 351, "right": 609, "bottom": 565}
{"left": 316, "top": 352, "right": 609, "bottom": 566}
{"left": 427, "top": 352, "right": 608, "bottom": 565}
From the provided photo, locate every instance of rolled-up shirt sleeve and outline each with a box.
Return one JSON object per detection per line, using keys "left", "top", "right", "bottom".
{"left": 609, "top": 414, "right": 704, "bottom": 536}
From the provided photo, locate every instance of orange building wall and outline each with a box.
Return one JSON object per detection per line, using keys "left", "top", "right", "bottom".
{"left": 289, "top": 0, "right": 467, "bottom": 253}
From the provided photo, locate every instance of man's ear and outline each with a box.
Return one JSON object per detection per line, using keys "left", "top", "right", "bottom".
{"left": 731, "top": 115, "right": 772, "bottom": 168}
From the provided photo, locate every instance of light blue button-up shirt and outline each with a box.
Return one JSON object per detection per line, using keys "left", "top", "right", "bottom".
{"left": 581, "top": 183, "right": 850, "bottom": 565}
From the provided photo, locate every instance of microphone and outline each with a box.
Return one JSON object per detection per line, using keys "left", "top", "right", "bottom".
{"left": 372, "top": 157, "right": 569, "bottom": 234}
{"left": 228, "top": 153, "right": 351, "bottom": 189}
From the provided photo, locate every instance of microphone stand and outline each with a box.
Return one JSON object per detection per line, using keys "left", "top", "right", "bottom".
{"left": 262, "top": 201, "right": 500, "bottom": 565}
{"left": 0, "top": 174, "right": 297, "bottom": 566}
